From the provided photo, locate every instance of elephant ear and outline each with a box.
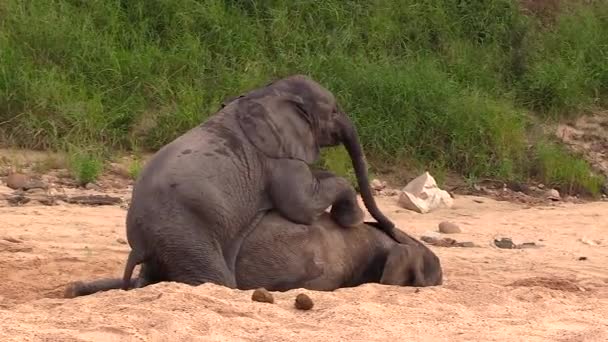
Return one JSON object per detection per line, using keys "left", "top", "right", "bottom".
{"left": 236, "top": 94, "right": 319, "bottom": 163}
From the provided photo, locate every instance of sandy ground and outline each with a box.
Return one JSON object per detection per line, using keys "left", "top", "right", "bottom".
{"left": 1, "top": 191, "right": 607, "bottom": 341}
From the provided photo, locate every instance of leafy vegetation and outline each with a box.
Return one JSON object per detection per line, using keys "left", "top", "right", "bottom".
{"left": 0, "top": 0, "right": 606, "bottom": 193}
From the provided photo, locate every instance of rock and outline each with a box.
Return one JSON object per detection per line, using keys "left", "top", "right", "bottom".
{"left": 421, "top": 234, "right": 475, "bottom": 248}
{"left": 438, "top": 221, "right": 461, "bottom": 234}
{"left": 420, "top": 231, "right": 441, "bottom": 243}
{"left": 578, "top": 256, "right": 587, "bottom": 261}
{"left": 6, "top": 193, "right": 30, "bottom": 206}
{"left": 538, "top": 183, "right": 545, "bottom": 189}
{"left": 294, "top": 293, "right": 314, "bottom": 310}
{"left": 371, "top": 179, "right": 386, "bottom": 191}
{"left": 473, "top": 199, "right": 484, "bottom": 204}
{"left": 397, "top": 172, "right": 454, "bottom": 214}
{"left": 85, "top": 183, "right": 101, "bottom": 191}
{"left": 494, "top": 237, "right": 516, "bottom": 249}
{"left": 381, "top": 189, "right": 399, "bottom": 196}
{"left": 517, "top": 242, "right": 541, "bottom": 249}
{"left": 421, "top": 235, "right": 440, "bottom": 244}
{"left": 65, "top": 195, "right": 122, "bottom": 206}
{"left": 6, "top": 173, "right": 28, "bottom": 190}
{"left": 545, "top": 189, "right": 560, "bottom": 201}
{"left": 116, "top": 238, "right": 127, "bottom": 245}
{"left": 251, "top": 288, "right": 274, "bottom": 304}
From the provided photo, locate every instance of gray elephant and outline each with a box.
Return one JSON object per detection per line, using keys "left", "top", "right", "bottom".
{"left": 120, "top": 74, "right": 398, "bottom": 290}
{"left": 65, "top": 212, "right": 442, "bottom": 297}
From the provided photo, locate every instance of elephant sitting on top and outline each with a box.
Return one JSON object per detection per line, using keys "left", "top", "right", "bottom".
{"left": 120, "top": 74, "right": 398, "bottom": 290}
{"left": 65, "top": 212, "right": 442, "bottom": 297}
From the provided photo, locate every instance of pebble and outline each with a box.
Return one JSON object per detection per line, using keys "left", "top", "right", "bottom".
{"left": 251, "top": 288, "right": 274, "bottom": 304}
{"left": 85, "top": 183, "right": 101, "bottom": 191}
{"left": 116, "top": 238, "right": 127, "bottom": 245}
{"left": 494, "top": 237, "right": 516, "bottom": 249}
{"left": 438, "top": 221, "right": 461, "bottom": 234}
{"left": 294, "top": 293, "right": 314, "bottom": 310}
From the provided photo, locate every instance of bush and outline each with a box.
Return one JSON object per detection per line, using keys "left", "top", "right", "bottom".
{"left": 0, "top": 0, "right": 607, "bottom": 194}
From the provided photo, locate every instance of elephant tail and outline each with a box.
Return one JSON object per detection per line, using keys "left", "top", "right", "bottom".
{"left": 122, "top": 249, "right": 145, "bottom": 290}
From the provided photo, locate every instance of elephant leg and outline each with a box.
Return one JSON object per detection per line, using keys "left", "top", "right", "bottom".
{"left": 380, "top": 244, "right": 426, "bottom": 287}
{"left": 162, "top": 240, "right": 237, "bottom": 289}
{"left": 269, "top": 160, "right": 364, "bottom": 228}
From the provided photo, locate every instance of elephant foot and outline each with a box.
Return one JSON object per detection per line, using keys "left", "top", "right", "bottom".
{"left": 330, "top": 202, "right": 365, "bottom": 228}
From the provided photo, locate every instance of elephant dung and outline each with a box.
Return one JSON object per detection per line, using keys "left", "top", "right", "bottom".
{"left": 251, "top": 288, "right": 274, "bottom": 304}
{"left": 294, "top": 293, "right": 314, "bottom": 311}
{"left": 397, "top": 172, "right": 454, "bottom": 213}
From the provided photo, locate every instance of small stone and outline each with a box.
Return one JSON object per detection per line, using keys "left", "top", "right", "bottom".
{"left": 578, "top": 256, "right": 587, "bottom": 261}
{"left": 421, "top": 236, "right": 439, "bottom": 244}
{"left": 438, "top": 221, "right": 461, "bottom": 234}
{"left": 421, "top": 231, "right": 441, "bottom": 242}
{"left": 545, "top": 189, "right": 560, "bottom": 201}
{"left": 538, "top": 183, "right": 545, "bottom": 189}
{"left": 116, "top": 238, "right": 127, "bottom": 245}
{"left": 251, "top": 288, "right": 274, "bottom": 304}
{"left": 517, "top": 242, "right": 541, "bottom": 249}
{"left": 371, "top": 179, "right": 386, "bottom": 191}
{"left": 23, "top": 179, "right": 47, "bottom": 190}
{"left": 6, "top": 173, "right": 28, "bottom": 190}
{"left": 294, "top": 293, "right": 314, "bottom": 310}
{"left": 494, "top": 237, "right": 516, "bottom": 249}
{"left": 85, "top": 183, "right": 101, "bottom": 191}
{"left": 473, "top": 199, "right": 484, "bottom": 204}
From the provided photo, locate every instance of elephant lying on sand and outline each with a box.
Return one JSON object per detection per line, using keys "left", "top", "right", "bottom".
{"left": 65, "top": 212, "right": 442, "bottom": 297}
{"left": 121, "top": 74, "right": 398, "bottom": 290}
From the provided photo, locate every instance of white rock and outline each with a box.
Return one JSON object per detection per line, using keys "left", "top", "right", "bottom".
{"left": 545, "top": 189, "right": 560, "bottom": 200}
{"left": 397, "top": 172, "right": 454, "bottom": 213}
{"left": 371, "top": 179, "right": 386, "bottom": 191}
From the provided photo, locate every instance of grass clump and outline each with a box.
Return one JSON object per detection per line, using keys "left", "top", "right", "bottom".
{"left": 127, "top": 157, "right": 144, "bottom": 181}
{"left": 534, "top": 141, "right": 605, "bottom": 196}
{"left": 67, "top": 146, "right": 104, "bottom": 186}
{"left": 1, "top": 0, "right": 607, "bottom": 194}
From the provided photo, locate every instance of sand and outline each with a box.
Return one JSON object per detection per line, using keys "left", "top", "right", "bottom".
{"left": 1, "top": 192, "right": 607, "bottom": 341}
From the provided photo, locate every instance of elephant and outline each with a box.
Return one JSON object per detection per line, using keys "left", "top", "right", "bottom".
{"left": 120, "top": 74, "right": 398, "bottom": 290}
{"left": 65, "top": 212, "right": 442, "bottom": 298}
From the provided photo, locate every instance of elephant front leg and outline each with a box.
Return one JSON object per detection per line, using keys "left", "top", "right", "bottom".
{"left": 269, "top": 160, "right": 365, "bottom": 228}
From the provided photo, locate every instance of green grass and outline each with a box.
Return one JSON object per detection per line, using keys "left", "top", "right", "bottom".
{"left": 0, "top": 0, "right": 606, "bottom": 195}
{"left": 534, "top": 140, "right": 605, "bottom": 196}
{"left": 66, "top": 145, "right": 104, "bottom": 185}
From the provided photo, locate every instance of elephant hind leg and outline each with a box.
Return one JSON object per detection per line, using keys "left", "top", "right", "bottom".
{"left": 160, "top": 239, "right": 237, "bottom": 289}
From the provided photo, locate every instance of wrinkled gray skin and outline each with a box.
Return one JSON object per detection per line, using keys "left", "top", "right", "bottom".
{"left": 65, "top": 212, "right": 442, "bottom": 297}
{"left": 121, "top": 75, "right": 398, "bottom": 290}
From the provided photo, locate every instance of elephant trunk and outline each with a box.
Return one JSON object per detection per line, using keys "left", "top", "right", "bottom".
{"left": 340, "top": 118, "right": 396, "bottom": 234}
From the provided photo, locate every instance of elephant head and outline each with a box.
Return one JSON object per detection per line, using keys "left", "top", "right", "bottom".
{"left": 228, "top": 74, "right": 396, "bottom": 233}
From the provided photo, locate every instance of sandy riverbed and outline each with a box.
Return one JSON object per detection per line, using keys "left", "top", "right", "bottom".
{"left": 0, "top": 192, "right": 607, "bottom": 341}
